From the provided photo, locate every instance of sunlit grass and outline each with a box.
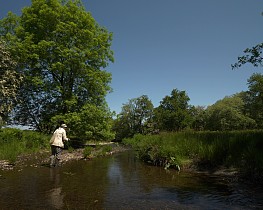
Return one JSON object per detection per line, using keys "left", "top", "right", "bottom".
{"left": 0, "top": 128, "right": 50, "bottom": 162}
{"left": 123, "top": 130, "right": 263, "bottom": 179}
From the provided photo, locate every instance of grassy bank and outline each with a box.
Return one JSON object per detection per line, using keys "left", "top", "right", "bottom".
{"left": 123, "top": 130, "right": 263, "bottom": 181}
{"left": 0, "top": 128, "right": 50, "bottom": 163}
{"left": 0, "top": 128, "right": 127, "bottom": 169}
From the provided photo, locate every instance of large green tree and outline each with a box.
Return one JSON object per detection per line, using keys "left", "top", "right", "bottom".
{"left": 113, "top": 95, "right": 154, "bottom": 140}
{"left": 0, "top": 0, "right": 114, "bottom": 138}
{"left": 154, "top": 89, "right": 193, "bottom": 131}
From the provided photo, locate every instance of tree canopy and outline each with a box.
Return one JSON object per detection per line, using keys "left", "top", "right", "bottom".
{"left": 205, "top": 93, "right": 256, "bottom": 131}
{"left": 113, "top": 95, "right": 154, "bottom": 140}
{"left": 154, "top": 89, "right": 192, "bottom": 131}
{"left": 0, "top": 0, "right": 114, "bottom": 140}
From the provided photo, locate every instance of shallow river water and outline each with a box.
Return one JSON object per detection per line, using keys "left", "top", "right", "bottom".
{"left": 0, "top": 151, "right": 262, "bottom": 210}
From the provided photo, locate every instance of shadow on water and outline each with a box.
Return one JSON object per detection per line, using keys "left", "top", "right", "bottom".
{"left": 0, "top": 150, "right": 263, "bottom": 209}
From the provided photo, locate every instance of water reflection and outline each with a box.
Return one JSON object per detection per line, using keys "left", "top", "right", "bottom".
{"left": 103, "top": 152, "right": 263, "bottom": 210}
{"left": 48, "top": 168, "right": 64, "bottom": 209}
{"left": 0, "top": 151, "right": 262, "bottom": 209}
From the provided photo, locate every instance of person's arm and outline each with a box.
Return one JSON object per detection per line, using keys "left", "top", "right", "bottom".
{"left": 62, "top": 129, "right": 69, "bottom": 141}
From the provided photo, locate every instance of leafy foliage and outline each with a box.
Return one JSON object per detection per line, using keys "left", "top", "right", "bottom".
{"left": 232, "top": 43, "right": 263, "bottom": 69}
{"left": 52, "top": 103, "right": 115, "bottom": 141}
{"left": 154, "top": 89, "right": 193, "bottom": 131}
{"left": 205, "top": 93, "right": 256, "bottom": 131}
{"left": 244, "top": 73, "right": 263, "bottom": 128}
{"left": 190, "top": 106, "right": 206, "bottom": 131}
{"left": 0, "top": 0, "right": 114, "bottom": 139}
{"left": 0, "top": 40, "right": 23, "bottom": 125}
{"left": 113, "top": 95, "right": 154, "bottom": 140}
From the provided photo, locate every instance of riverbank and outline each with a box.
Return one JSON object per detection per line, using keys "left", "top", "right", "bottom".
{"left": 0, "top": 143, "right": 129, "bottom": 171}
{"left": 0, "top": 144, "right": 253, "bottom": 186}
{"left": 0, "top": 141, "right": 260, "bottom": 185}
{"left": 123, "top": 131, "right": 263, "bottom": 185}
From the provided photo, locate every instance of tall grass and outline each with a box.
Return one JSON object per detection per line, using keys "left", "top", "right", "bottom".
{"left": 0, "top": 128, "right": 50, "bottom": 162}
{"left": 123, "top": 130, "right": 263, "bottom": 181}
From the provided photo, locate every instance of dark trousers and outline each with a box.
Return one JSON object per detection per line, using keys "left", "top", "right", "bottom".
{"left": 50, "top": 145, "right": 62, "bottom": 167}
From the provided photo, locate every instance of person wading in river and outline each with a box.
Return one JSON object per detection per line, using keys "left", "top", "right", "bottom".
{"left": 49, "top": 123, "right": 69, "bottom": 167}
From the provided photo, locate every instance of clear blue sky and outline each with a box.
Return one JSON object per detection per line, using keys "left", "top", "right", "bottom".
{"left": 1, "top": 0, "right": 263, "bottom": 114}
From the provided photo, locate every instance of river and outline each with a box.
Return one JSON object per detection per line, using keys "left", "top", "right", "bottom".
{"left": 0, "top": 151, "right": 262, "bottom": 209}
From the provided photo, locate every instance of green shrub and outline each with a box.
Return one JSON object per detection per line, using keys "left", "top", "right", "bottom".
{"left": 83, "top": 146, "right": 93, "bottom": 158}
{"left": 94, "top": 145, "right": 113, "bottom": 156}
{"left": 102, "top": 145, "right": 112, "bottom": 153}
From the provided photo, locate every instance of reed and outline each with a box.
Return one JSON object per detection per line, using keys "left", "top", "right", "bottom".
{"left": 123, "top": 130, "right": 263, "bottom": 180}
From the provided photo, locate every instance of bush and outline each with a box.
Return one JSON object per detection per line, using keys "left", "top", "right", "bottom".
{"left": 83, "top": 146, "right": 93, "bottom": 158}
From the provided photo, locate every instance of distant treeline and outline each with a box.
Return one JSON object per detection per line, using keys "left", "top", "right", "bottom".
{"left": 112, "top": 74, "right": 263, "bottom": 141}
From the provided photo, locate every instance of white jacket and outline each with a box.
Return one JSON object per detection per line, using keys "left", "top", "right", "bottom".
{"left": 50, "top": 127, "right": 69, "bottom": 148}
